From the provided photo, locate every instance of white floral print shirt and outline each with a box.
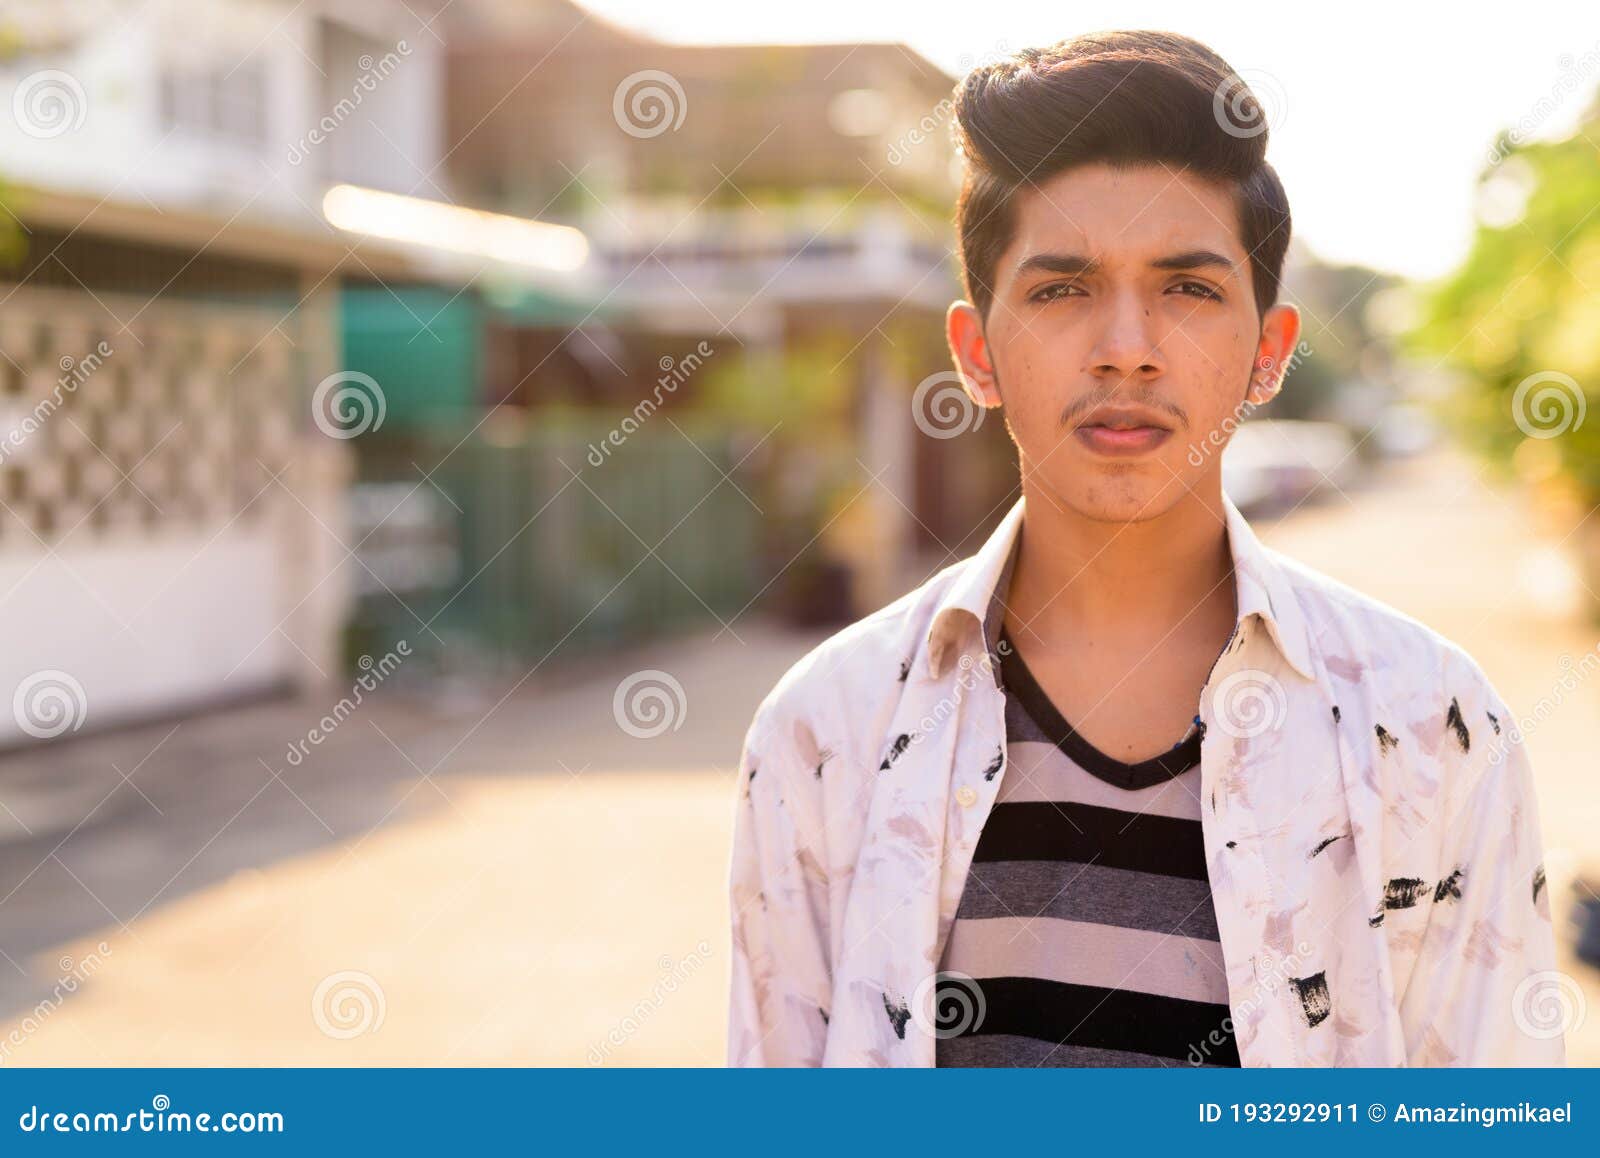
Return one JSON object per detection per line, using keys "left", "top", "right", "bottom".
{"left": 727, "top": 493, "right": 1564, "bottom": 1067}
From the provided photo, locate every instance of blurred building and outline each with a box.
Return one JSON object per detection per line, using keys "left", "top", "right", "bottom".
{"left": 0, "top": 0, "right": 463, "bottom": 741}
{"left": 443, "top": 1, "right": 1015, "bottom": 628}
{"left": 0, "top": 0, "right": 1017, "bottom": 740}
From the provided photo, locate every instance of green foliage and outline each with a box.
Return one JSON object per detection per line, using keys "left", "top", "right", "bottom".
{"left": 1407, "top": 92, "right": 1600, "bottom": 498}
{"left": 700, "top": 334, "right": 857, "bottom": 437}
{"left": 699, "top": 334, "right": 863, "bottom": 545}
{"left": 1278, "top": 258, "right": 1399, "bottom": 422}
{"left": 0, "top": 177, "right": 25, "bottom": 270}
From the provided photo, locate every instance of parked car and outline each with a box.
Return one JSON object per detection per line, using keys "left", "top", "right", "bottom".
{"left": 1222, "top": 419, "right": 1359, "bottom": 516}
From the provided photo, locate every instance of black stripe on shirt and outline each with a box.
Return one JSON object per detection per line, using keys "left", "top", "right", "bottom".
{"left": 938, "top": 974, "right": 1240, "bottom": 1067}
{"left": 970, "top": 800, "right": 1211, "bottom": 880}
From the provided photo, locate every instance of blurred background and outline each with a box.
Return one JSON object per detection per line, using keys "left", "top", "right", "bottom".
{"left": 0, "top": 0, "right": 1596, "bottom": 1065}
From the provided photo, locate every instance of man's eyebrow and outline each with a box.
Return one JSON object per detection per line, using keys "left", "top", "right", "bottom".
{"left": 1014, "top": 252, "right": 1097, "bottom": 277}
{"left": 1012, "top": 249, "right": 1238, "bottom": 278}
{"left": 1151, "top": 249, "right": 1237, "bottom": 273}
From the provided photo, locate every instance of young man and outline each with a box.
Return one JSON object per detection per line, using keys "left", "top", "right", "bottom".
{"left": 727, "top": 30, "right": 1563, "bottom": 1067}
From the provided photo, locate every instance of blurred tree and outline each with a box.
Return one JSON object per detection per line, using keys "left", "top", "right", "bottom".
{"left": 1407, "top": 89, "right": 1600, "bottom": 499}
{"left": 0, "top": 178, "right": 26, "bottom": 270}
{"left": 700, "top": 332, "right": 866, "bottom": 621}
{"left": 1272, "top": 247, "right": 1399, "bottom": 427}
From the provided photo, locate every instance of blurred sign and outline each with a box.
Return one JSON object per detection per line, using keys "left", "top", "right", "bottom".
{"left": 349, "top": 481, "right": 459, "bottom": 597}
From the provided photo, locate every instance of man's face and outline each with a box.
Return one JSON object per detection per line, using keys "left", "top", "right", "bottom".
{"left": 949, "top": 161, "right": 1298, "bottom": 523}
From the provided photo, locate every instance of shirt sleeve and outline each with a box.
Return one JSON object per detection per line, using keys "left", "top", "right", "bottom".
{"left": 726, "top": 702, "right": 832, "bottom": 1066}
{"left": 1396, "top": 669, "right": 1567, "bottom": 1065}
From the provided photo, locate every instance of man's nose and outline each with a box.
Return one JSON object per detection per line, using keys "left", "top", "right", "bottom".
{"left": 1087, "top": 290, "right": 1163, "bottom": 379}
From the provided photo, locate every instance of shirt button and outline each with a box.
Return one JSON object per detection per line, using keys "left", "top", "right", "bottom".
{"left": 955, "top": 785, "right": 978, "bottom": 807}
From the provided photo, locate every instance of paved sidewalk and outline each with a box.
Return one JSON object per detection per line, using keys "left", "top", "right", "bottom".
{"left": 0, "top": 622, "right": 825, "bottom": 1065}
{"left": 0, "top": 448, "right": 1594, "bottom": 1065}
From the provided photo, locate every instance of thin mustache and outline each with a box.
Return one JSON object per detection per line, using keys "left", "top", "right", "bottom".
{"left": 1062, "top": 397, "right": 1188, "bottom": 429}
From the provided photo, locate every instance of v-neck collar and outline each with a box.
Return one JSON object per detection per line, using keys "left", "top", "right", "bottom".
{"left": 996, "top": 627, "right": 1202, "bottom": 791}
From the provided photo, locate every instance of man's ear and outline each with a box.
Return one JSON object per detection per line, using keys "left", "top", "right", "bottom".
{"left": 1247, "top": 303, "right": 1302, "bottom": 406}
{"left": 945, "top": 300, "right": 1003, "bottom": 408}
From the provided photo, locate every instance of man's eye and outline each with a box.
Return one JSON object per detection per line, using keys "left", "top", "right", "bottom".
{"left": 1029, "top": 283, "right": 1082, "bottom": 303}
{"left": 1173, "top": 280, "right": 1223, "bottom": 301}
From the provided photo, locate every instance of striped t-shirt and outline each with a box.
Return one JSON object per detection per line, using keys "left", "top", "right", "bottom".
{"left": 934, "top": 628, "right": 1240, "bottom": 1067}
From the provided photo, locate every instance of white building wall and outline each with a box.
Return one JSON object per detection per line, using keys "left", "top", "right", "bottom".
{"left": 0, "top": 0, "right": 446, "bottom": 224}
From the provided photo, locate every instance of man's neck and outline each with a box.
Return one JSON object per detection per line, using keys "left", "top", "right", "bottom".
{"left": 1001, "top": 475, "right": 1237, "bottom": 649}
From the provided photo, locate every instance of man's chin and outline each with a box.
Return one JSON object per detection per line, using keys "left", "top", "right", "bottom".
{"left": 1036, "top": 472, "right": 1190, "bottom": 525}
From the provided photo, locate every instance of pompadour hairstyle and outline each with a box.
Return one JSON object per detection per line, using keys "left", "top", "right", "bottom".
{"left": 952, "top": 30, "right": 1292, "bottom": 319}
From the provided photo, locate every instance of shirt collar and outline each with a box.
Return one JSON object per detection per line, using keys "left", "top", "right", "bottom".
{"left": 924, "top": 490, "right": 1317, "bottom": 683}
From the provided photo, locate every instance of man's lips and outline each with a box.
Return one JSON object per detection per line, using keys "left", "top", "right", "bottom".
{"left": 1073, "top": 422, "right": 1173, "bottom": 456}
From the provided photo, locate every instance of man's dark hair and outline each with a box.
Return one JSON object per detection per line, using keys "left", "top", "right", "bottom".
{"left": 952, "top": 30, "right": 1291, "bottom": 320}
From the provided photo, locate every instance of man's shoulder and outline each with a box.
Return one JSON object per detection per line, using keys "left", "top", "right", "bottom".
{"left": 744, "top": 556, "right": 966, "bottom": 746}
{"left": 1271, "top": 545, "right": 1503, "bottom": 705}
